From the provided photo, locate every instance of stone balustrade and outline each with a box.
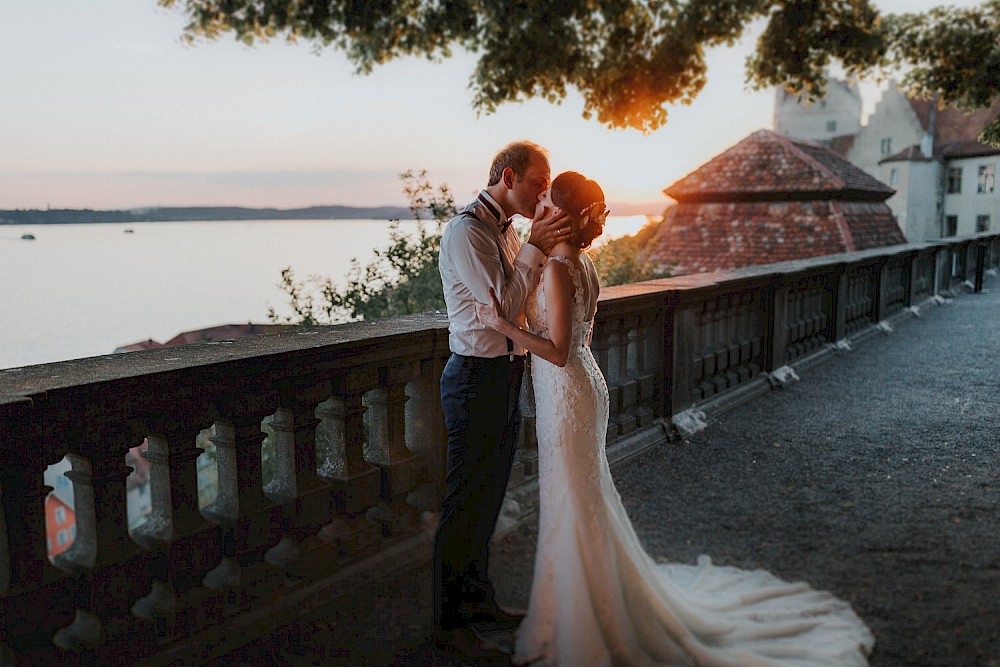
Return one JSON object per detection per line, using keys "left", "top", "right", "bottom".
{"left": 1, "top": 232, "right": 997, "bottom": 664}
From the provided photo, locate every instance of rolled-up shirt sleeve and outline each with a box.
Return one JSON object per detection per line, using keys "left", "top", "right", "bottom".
{"left": 447, "top": 221, "right": 544, "bottom": 318}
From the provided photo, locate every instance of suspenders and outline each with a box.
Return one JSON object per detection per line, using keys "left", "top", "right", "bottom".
{"left": 464, "top": 200, "right": 516, "bottom": 359}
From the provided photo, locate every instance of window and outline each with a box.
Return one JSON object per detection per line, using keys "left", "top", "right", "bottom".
{"left": 826, "top": 120, "right": 837, "bottom": 133}
{"left": 977, "top": 164, "right": 995, "bottom": 193}
{"left": 880, "top": 138, "right": 892, "bottom": 155}
{"left": 889, "top": 168, "right": 898, "bottom": 185}
{"left": 57, "top": 530, "right": 68, "bottom": 546}
{"left": 54, "top": 506, "right": 65, "bottom": 524}
{"left": 947, "top": 167, "right": 962, "bottom": 193}
{"left": 945, "top": 215, "right": 958, "bottom": 237}
{"left": 976, "top": 215, "right": 991, "bottom": 232}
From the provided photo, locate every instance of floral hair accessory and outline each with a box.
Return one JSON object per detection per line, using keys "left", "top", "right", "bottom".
{"left": 579, "top": 201, "right": 609, "bottom": 227}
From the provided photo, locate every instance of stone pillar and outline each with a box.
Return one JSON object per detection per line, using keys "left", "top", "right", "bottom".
{"left": 668, "top": 300, "right": 697, "bottom": 417}
{"left": 363, "top": 361, "right": 422, "bottom": 537}
{"left": 262, "top": 379, "right": 328, "bottom": 569}
{"left": 0, "top": 421, "right": 50, "bottom": 660}
{"left": 628, "top": 313, "right": 655, "bottom": 428}
{"left": 874, "top": 257, "right": 891, "bottom": 322}
{"left": 130, "top": 419, "right": 206, "bottom": 640}
{"left": 766, "top": 276, "right": 789, "bottom": 373}
{"left": 52, "top": 440, "right": 135, "bottom": 653}
{"left": 315, "top": 370, "right": 380, "bottom": 556}
{"left": 405, "top": 357, "right": 447, "bottom": 514}
{"left": 828, "top": 263, "right": 848, "bottom": 343}
{"left": 201, "top": 394, "right": 276, "bottom": 606}
{"left": 605, "top": 319, "right": 635, "bottom": 438}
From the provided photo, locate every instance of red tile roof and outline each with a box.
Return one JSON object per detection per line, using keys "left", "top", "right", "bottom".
{"left": 645, "top": 130, "right": 906, "bottom": 276}
{"left": 908, "top": 96, "right": 1000, "bottom": 145}
{"left": 116, "top": 323, "right": 289, "bottom": 352}
{"left": 902, "top": 96, "right": 1000, "bottom": 160}
{"left": 665, "top": 130, "right": 894, "bottom": 202}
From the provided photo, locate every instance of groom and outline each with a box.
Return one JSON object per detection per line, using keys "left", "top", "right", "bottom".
{"left": 433, "top": 141, "right": 567, "bottom": 657}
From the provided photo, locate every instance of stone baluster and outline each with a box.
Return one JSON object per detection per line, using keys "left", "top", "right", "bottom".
{"left": 364, "top": 361, "right": 422, "bottom": 537}
{"left": 0, "top": 481, "right": 7, "bottom": 598}
{"left": 0, "top": 424, "right": 52, "bottom": 660}
{"left": 725, "top": 294, "right": 743, "bottom": 385}
{"left": 263, "top": 379, "right": 328, "bottom": 569}
{"left": 261, "top": 407, "right": 298, "bottom": 569}
{"left": 721, "top": 295, "right": 735, "bottom": 383}
{"left": 202, "top": 394, "right": 275, "bottom": 607}
{"left": 629, "top": 312, "right": 656, "bottom": 428}
{"left": 605, "top": 318, "right": 627, "bottom": 438}
{"left": 52, "top": 435, "right": 136, "bottom": 653}
{"left": 644, "top": 309, "right": 665, "bottom": 420}
{"left": 405, "top": 357, "right": 447, "bottom": 515}
{"left": 130, "top": 412, "right": 209, "bottom": 640}
{"left": 0, "top": 454, "right": 49, "bottom": 599}
{"left": 0, "top": 476, "right": 16, "bottom": 660}
{"left": 696, "top": 300, "right": 716, "bottom": 399}
{"left": 315, "top": 370, "right": 380, "bottom": 556}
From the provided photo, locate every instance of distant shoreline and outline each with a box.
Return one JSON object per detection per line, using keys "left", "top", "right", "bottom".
{"left": 1, "top": 201, "right": 668, "bottom": 225}
{"left": 0, "top": 205, "right": 412, "bottom": 225}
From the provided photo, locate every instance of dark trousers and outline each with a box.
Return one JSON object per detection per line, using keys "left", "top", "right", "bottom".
{"left": 433, "top": 352, "right": 524, "bottom": 629}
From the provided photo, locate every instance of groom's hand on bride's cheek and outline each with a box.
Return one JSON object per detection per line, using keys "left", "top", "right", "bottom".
{"left": 529, "top": 207, "right": 568, "bottom": 253}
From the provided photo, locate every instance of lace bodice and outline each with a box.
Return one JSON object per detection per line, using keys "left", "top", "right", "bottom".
{"left": 525, "top": 254, "right": 597, "bottom": 355}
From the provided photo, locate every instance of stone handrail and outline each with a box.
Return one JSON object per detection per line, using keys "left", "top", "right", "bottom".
{"left": 1, "top": 231, "right": 997, "bottom": 663}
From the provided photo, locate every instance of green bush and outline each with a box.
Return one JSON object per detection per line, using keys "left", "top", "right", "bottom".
{"left": 269, "top": 172, "right": 669, "bottom": 325}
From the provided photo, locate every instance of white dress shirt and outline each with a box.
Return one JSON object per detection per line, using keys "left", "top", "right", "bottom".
{"left": 439, "top": 190, "right": 546, "bottom": 357}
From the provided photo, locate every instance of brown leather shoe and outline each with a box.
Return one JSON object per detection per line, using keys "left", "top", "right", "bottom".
{"left": 433, "top": 626, "right": 510, "bottom": 659}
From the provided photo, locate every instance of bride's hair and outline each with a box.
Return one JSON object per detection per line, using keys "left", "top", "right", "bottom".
{"left": 550, "top": 171, "right": 607, "bottom": 249}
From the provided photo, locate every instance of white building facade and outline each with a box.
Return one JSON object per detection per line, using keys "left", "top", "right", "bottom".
{"left": 773, "top": 80, "right": 862, "bottom": 145}
{"left": 775, "top": 81, "right": 1000, "bottom": 242}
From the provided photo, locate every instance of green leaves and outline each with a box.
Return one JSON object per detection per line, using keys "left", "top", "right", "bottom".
{"left": 590, "top": 220, "right": 672, "bottom": 286}
{"left": 161, "top": 0, "right": 1000, "bottom": 139}
{"left": 269, "top": 170, "right": 454, "bottom": 325}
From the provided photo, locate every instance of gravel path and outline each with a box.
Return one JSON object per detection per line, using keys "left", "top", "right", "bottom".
{"left": 220, "top": 281, "right": 1000, "bottom": 666}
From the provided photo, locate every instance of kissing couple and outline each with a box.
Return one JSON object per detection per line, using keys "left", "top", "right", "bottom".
{"left": 432, "top": 141, "right": 874, "bottom": 666}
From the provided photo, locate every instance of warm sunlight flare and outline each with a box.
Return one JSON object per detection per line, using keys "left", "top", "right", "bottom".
{"left": 597, "top": 215, "right": 653, "bottom": 244}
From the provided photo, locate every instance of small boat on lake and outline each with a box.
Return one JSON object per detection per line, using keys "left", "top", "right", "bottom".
{"left": 21, "top": 233, "right": 35, "bottom": 240}
{"left": 124, "top": 228, "right": 134, "bottom": 234}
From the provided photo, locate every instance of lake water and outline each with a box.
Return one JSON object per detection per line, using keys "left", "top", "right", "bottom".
{"left": 0, "top": 216, "right": 649, "bottom": 369}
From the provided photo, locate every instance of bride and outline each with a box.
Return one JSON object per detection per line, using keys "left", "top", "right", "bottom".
{"left": 475, "top": 171, "right": 875, "bottom": 666}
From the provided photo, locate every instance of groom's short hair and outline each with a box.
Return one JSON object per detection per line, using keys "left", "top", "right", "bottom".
{"left": 487, "top": 141, "right": 548, "bottom": 186}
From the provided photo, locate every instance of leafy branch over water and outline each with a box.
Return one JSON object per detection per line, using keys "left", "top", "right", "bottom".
{"left": 267, "top": 170, "right": 453, "bottom": 325}
{"left": 269, "top": 171, "right": 669, "bottom": 325}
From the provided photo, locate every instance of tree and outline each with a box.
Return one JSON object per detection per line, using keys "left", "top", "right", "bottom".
{"left": 269, "top": 171, "right": 666, "bottom": 325}
{"left": 592, "top": 221, "right": 673, "bottom": 286}
{"left": 160, "top": 0, "right": 999, "bottom": 141}
{"left": 268, "top": 170, "right": 454, "bottom": 325}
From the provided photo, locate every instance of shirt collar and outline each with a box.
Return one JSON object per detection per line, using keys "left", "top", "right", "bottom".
{"left": 477, "top": 190, "right": 511, "bottom": 230}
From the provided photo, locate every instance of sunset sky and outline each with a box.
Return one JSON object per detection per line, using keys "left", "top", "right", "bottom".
{"left": 0, "top": 0, "right": 979, "bottom": 211}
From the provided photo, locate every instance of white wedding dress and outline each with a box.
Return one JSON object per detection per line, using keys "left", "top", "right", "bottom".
{"left": 514, "top": 254, "right": 874, "bottom": 667}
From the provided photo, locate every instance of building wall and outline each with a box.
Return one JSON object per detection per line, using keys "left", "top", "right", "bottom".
{"left": 944, "top": 155, "right": 1000, "bottom": 236}
{"left": 45, "top": 495, "right": 76, "bottom": 557}
{"left": 878, "top": 160, "right": 942, "bottom": 240}
{"left": 774, "top": 82, "right": 862, "bottom": 144}
{"left": 775, "top": 82, "right": 1000, "bottom": 243}
{"left": 847, "top": 86, "right": 926, "bottom": 179}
